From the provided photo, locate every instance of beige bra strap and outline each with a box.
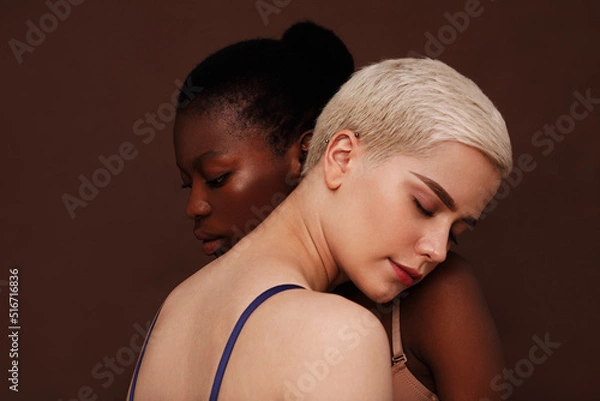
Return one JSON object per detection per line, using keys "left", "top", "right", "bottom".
{"left": 391, "top": 300, "right": 407, "bottom": 366}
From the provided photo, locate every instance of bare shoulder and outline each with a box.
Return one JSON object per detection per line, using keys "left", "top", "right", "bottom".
{"left": 407, "top": 251, "right": 483, "bottom": 308}
{"left": 262, "top": 290, "right": 390, "bottom": 355}
{"left": 232, "top": 290, "right": 393, "bottom": 401}
{"left": 404, "top": 251, "right": 497, "bottom": 344}
{"left": 158, "top": 257, "right": 228, "bottom": 317}
{"left": 402, "top": 252, "right": 504, "bottom": 400}
{"left": 286, "top": 292, "right": 393, "bottom": 401}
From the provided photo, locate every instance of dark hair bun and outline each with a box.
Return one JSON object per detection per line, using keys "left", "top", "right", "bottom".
{"left": 281, "top": 21, "right": 354, "bottom": 102}
{"left": 178, "top": 21, "right": 354, "bottom": 155}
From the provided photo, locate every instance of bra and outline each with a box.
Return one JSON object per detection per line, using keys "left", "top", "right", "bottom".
{"left": 391, "top": 300, "right": 439, "bottom": 401}
{"left": 128, "top": 284, "right": 304, "bottom": 401}
{"left": 129, "top": 305, "right": 162, "bottom": 401}
{"left": 209, "top": 284, "right": 304, "bottom": 401}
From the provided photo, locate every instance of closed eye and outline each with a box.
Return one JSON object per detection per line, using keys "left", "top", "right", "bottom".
{"left": 206, "top": 173, "right": 230, "bottom": 188}
{"left": 413, "top": 198, "right": 434, "bottom": 217}
{"left": 413, "top": 198, "right": 458, "bottom": 245}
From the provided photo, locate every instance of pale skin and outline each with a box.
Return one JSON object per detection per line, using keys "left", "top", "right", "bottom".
{"left": 128, "top": 131, "right": 501, "bottom": 400}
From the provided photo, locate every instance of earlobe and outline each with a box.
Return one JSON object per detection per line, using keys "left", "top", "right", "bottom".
{"left": 323, "top": 130, "right": 359, "bottom": 190}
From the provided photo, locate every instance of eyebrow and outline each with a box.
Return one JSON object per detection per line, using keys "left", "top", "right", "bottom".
{"left": 193, "top": 150, "right": 227, "bottom": 165}
{"left": 185, "top": 150, "right": 228, "bottom": 171}
{"left": 410, "top": 171, "right": 477, "bottom": 229}
{"left": 176, "top": 150, "right": 228, "bottom": 173}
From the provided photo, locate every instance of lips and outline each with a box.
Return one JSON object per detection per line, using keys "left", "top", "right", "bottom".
{"left": 194, "top": 229, "right": 227, "bottom": 256}
{"left": 388, "top": 258, "right": 423, "bottom": 287}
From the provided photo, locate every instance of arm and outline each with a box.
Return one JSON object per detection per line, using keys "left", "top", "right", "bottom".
{"left": 403, "top": 252, "right": 505, "bottom": 401}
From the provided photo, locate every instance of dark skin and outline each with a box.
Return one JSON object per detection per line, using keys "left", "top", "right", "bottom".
{"left": 406, "top": 258, "right": 504, "bottom": 401}
{"left": 174, "top": 109, "right": 311, "bottom": 256}
{"left": 340, "top": 253, "right": 505, "bottom": 401}
{"left": 174, "top": 109, "right": 505, "bottom": 401}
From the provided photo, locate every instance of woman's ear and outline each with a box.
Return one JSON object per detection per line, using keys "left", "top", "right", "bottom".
{"left": 323, "top": 130, "right": 360, "bottom": 190}
{"left": 298, "top": 130, "right": 313, "bottom": 168}
{"left": 285, "top": 130, "right": 314, "bottom": 186}
{"left": 299, "top": 130, "right": 313, "bottom": 153}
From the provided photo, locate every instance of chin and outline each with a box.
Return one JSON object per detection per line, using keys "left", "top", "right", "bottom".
{"left": 366, "top": 286, "right": 399, "bottom": 304}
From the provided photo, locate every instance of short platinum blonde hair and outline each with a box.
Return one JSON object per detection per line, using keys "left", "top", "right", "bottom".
{"left": 303, "top": 58, "right": 512, "bottom": 176}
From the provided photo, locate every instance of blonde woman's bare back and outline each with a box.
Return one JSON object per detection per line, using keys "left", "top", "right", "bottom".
{"left": 128, "top": 248, "right": 393, "bottom": 401}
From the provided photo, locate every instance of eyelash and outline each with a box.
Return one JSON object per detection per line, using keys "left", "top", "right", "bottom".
{"left": 413, "top": 198, "right": 458, "bottom": 245}
{"left": 180, "top": 173, "right": 230, "bottom": 190}
{"left": 413, "top": 198, "right": 434, "bottom": 217}
{"left": 206, "top": 173, "right": 229, "bottom": 188}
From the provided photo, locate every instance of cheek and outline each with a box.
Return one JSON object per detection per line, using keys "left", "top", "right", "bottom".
{"left": 235, "top": 164, "right": 294, "bottom": 210}
{"left": 338, "top": 176, "right": 412, "bottom": 257}
{"left": 246, "top": 168, "right": 293, "bottom": 206}
{"left": 213, "top": 165, "right": 295, "bottom": 234}
{"left": 366, "top": 184, "right": 417, "bottom": 245}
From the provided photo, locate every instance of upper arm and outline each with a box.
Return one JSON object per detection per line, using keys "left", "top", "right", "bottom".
{"left": 285, "top": 294, "right": 393, "bottom": 401}
{"left": 407, "top": 253, "right": 504, "bottom": 401}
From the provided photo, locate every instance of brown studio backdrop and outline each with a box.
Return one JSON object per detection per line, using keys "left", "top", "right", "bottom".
{"left": 1, "top": 0, "right": 598, "bottom": 400}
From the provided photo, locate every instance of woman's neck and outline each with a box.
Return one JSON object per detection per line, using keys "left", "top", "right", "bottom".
{"left": 234, "top": 175, "right": 346, "bottom": 292}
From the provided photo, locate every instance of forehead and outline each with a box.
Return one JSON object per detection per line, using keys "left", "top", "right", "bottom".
{"left": 381, "top": 142, "right": 501, "bottom": 214}
{"left": 174, "top": 111, "right": 272, "bottom": 165}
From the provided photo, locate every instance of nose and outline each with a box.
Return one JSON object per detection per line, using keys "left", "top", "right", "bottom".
{"left": 415, "top": 228, "right": 449, "bottom": 264}
{"left": 185, "top": 184, "right": 211, "bottom": 220}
